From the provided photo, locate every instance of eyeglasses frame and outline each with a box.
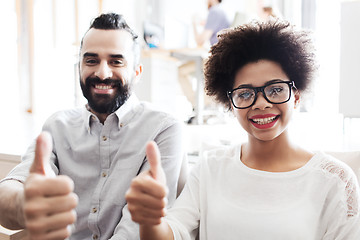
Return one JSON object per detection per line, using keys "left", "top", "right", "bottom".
{"left": 227, "top": 80, "right": 297, "bottom": 109}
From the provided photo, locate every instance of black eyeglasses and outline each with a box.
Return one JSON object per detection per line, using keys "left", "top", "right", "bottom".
{"left": 227, "top": 80, "right": 296, "bottom": 109}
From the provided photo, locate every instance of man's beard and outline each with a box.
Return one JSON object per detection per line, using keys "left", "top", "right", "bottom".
{"left": 80, "top": 76, "right": 132, "bottom": 114}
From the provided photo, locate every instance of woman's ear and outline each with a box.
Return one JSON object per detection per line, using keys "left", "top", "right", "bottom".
{"left": 294, "top": 90, "right": 301, "bottom": 109}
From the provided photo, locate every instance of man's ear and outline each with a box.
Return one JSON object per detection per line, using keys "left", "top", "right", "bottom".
{"left": 134, "top": 64, "right": 143, "bottom": 83}
{"left": 294, "top": 90, "right": 301, "bottom": 109}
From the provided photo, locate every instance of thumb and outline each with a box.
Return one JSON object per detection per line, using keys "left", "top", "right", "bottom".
{"left": 30, "top": 131, "right": 56, "bottom": 177}
{"left": 146, "top": 141, "right": 166, "bottom": 184}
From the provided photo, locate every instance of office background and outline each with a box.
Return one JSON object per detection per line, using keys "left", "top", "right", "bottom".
{"left": 0, "top": 0, "right": 359, "bottom": 157}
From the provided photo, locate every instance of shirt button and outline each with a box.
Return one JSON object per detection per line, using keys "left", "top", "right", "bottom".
{"left": 120, "top": 123, "right": 123, "bottom": 127}
{"left": 102, "top": 136, "right": 107, "bottom": 141}
{"left": 92, "top": 207, "right": 97, "bottom": 213}
{"left": 93, "top": 234, "right": 98, "bottom": 240}
{"left": 102, "top": 172, "right": 107, "bottom": 177}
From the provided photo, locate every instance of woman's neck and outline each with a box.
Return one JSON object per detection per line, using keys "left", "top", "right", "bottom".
{"left": 241, "top": 132, "right": 312, "bottom": 172}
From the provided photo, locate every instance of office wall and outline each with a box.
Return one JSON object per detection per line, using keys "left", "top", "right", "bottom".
{"left": 339, "top": 1, "right": 360, "bottom": 117}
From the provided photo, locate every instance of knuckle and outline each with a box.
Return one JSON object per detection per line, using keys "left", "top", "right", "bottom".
{"left": 159, "top": 198, "right": 167, "bottom": 209}
{"left": 127, "top": 204, "right": 136, "bottom": 213}
{"left": 63, "top": 227, "right": 72, "bottom": 238}
{"left": 153, "top": 218, "right": 162, "bottom": 225}
{"left": 124, "top": 189, "right": 131, "bottom": 200}
{"left": 28, "top": 233, "right": 44, "bottom": 240}
{"left": 130, "top": 178, "right": 141, "bottom": 188}
{"left": 131, "top": 216, "right": 138, "bottom": 223}
{"left": 69, "top": 210, "right": 77, "bottom": 223}
{"left": 24, "top": 184, "right": 40, "bottom": 199}
{"left": 68, "top": 193, "right": 78, "bottom": 209}
{"left": 57, "top": 176, "right": 74, "bottom": 192}
{"left": 125, "top": 192, "right": 137, "bottom": 203}
{"left": 23, "top": 203, "right": 40, "bottom": 217}
{"left": 26, "top": 220, "right": 45, "bottom": 233}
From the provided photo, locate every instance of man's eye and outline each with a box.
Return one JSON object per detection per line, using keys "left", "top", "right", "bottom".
{"left": 85, "top": 59, "right": 98, "bottom": 65}
{"left": 112, "top": 59, "right": 124, "bottom": 66}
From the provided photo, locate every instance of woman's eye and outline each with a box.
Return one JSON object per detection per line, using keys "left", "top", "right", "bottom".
{"left": 270, "top": 87, "right": 283, "bottom": 95}
{"left": 237, "top": 90, "right": 253, "bottom": 100}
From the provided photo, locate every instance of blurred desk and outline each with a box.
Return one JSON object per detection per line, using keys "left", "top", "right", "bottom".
{"left": 0, "top": 153, "right": 21, "bottom": 180}
{"left": 170, "top": 48, "right": 209, "bottom": 124}
{"left": 0, "top": 225, "right": 27, "bottom": 240}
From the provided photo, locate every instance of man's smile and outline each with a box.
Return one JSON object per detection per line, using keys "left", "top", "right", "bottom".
{"left": 92, "top": 83, "right": 116, "bottom": 94}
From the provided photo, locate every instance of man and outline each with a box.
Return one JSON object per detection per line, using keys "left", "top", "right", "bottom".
{"left": 192, "top": 0, "right": 230, "bottom": 46}
{"left": 177, "top": 0, "right": 230, "bottom": 123}
{"left": 0, "top": 13, "right": 183, "bottom": 240}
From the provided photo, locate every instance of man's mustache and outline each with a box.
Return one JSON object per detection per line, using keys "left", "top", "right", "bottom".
{"left": 85, "top": 77, "right": 124, "bottom": 87}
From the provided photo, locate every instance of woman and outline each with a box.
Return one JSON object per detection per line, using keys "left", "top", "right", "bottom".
{"left": 125, "top": 20, "right": 360, "bottom": 239}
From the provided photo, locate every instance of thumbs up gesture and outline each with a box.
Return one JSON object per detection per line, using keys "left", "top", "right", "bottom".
{"left": 23, "top": 132, "right": 78, "bottom": 240}
{"left": 126, "top": 141, "right": 168, "bottom": 225}
{"left": 29, "top": 131, "right": 56, "bottom": 177}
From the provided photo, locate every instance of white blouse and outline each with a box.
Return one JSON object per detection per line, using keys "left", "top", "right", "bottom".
{"left": 165, "top": 145, "right": 360, "bottom": 240}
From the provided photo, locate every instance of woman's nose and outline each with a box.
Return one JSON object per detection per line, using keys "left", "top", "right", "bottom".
{"left": 251, "top": 92, "right": 272, "bottom": 110}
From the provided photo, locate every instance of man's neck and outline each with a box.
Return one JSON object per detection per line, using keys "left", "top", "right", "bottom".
{"left": 95, "top": 112, "right": 109, "bottom": 124}
{"left": 86, "top": 105, "right": 111, "bottom": 124}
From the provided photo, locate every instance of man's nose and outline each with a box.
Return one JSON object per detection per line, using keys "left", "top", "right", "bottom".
{"left": 94, "top": 61, "right": 113, "bottom": 80}
{"left": 251, "top": 92, "right": 272, "bottom": 110}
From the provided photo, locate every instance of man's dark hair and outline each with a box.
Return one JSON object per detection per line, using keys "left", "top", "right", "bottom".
{"left": 80, "top": 13, "right": 140, "bottom": 65}
{"left": 204, "top": 19, "right": 317, "bottom": 110}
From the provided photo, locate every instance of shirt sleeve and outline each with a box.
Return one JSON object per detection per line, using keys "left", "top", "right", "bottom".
{"left": 108, "top": 205, "right": 140, "bottom": 240}
{"left": 165, "top": 161, "right": 201, "bottom": 240}
{"left": 322, "top": 173, "right": 360, "bottom": 239}
{"left": 110, "top": 119, "right": 184, "bottom": 239}
{"left": 154, "top": 120, "right": 184, "bottom": 205}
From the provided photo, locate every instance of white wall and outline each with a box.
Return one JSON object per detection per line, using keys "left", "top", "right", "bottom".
{"left": 339, "top": 1, "right": 360, "bottom": 118}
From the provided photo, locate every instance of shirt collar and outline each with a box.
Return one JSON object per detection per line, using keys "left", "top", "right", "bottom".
{"left": 114, "top": 94, "right": 140, "bottom": 126}
{"left": 82, "top": 94, "right": 140, "bottom": 133}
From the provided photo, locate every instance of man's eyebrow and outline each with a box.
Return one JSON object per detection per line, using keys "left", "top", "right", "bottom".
{"left": 83, "top": 52, "right": 98, "bottom": 58}
{"left": 82, "top": 52, "right": 126, "bottom": 61}
{"left": 109, "top": 54, "right": 125, "bottom": 59}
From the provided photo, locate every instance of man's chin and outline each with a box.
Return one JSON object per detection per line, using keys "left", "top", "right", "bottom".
{"left": 87, "top": 94, "right": 130, "bottom": 114}
{"left": 81, "top": 80, "right": 132, "bottom": 114}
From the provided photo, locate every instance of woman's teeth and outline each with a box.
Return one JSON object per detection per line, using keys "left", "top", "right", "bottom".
{"left": 251, "top": 116, "right": 277, "bottom": 125}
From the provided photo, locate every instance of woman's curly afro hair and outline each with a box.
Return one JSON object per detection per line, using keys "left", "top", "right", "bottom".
{"left": 204, "top": 19, "right": 317, "bottom": 110}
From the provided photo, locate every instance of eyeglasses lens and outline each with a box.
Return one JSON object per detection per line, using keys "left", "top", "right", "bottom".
{"left": 231, "top": 82, "right": 291, "bottom": 108}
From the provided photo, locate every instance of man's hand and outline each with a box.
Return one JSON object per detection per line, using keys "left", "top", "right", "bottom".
{"left": 126, "top": 141, "right": 168, "bottom": 225}
{"left": 24, "top": 132, "right": 78, "bottom": 240}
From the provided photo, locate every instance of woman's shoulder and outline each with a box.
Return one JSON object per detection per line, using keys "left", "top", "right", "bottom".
{"left": 201, "top": 144, "right": 240, "bottom": 168}
{"left": 311, "top": 152, "right": 358, "bottom": 184}
{"left": 312, "top": 152, "right": 360, "bottom": 218}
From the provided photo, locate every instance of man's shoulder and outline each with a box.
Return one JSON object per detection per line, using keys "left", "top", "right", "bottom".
{"left": 44, "top": 107, "right": 85, "bottom": 126}
{"left": 137, "top": 101, "right": 180, "bottom": 124}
